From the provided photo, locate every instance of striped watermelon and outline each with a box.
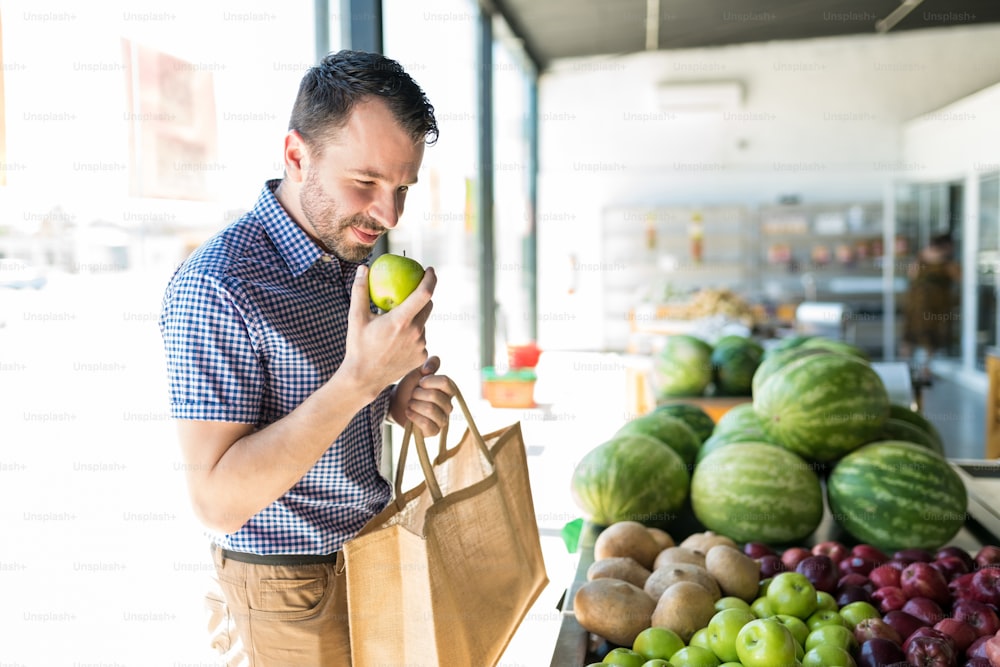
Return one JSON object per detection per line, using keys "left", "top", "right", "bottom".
{"left": 653, "top": 403, "right": 716, "bottom": 443}
{"left": 570, "top": 434, "right": 690, "bottom": 527}
{"left": 654, "top": 334, "right": 714, "bottom": 398}
{"left": 696, "top": 429, "right": 777, "bottom": 463}
{"left": 888, "top": 403, "right": 945, "bottom": 452}
{"left": 827, "top": 440, "right": 968, "bottom": 552}
{"left": 712, "top": 402, "right": 762, "bottom": 436}
{"left": 751, "top": 345, "right": 832, "bottom": 398}
{"left": 798, "top": 336, "right": 870, "bottom": 361}
{"left": 614, "top": 412, "right": 701, "bottom": 466}
{"left": 754, "top": 353, "right": 890, "bottom": 463}
{"left": 875, "top": 417, "right": 945, "bottom": 456}
{"left": 690, "top": 443, "right": 824, "bottom": 544}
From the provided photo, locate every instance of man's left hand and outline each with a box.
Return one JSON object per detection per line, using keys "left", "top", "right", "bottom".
{"left": 389, "top": 356, "right": 454, "bottom": 436}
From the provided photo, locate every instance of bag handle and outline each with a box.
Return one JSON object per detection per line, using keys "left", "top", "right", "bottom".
{"left": 393, "top": 377, "right": 492, "bottom": 508}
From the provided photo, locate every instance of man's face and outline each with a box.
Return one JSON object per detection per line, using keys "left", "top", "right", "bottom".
{"left": 298, "top": 97, "right": 425, "bottom": 262}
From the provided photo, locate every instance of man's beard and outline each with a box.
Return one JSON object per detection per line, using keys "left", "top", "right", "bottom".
{"left": 300, "top": 168, "right": 383, "bottom": 263}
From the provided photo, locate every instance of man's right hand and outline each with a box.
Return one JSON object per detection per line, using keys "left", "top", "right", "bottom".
{"left": 341, "top": 263, "right": 436, "bottom": 399}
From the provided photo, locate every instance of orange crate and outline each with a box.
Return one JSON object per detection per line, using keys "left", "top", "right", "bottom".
{"left": 482, "top": 367, "right": 537, "bottom": 408}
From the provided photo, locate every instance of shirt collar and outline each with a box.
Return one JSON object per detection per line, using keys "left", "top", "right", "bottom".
{"left": 255, "top": 179, "right": 372, "bottom": 281}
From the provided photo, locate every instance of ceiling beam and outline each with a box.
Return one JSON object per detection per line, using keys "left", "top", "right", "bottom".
{"left": 478, "top": 0, "right": 545, "bottom": 72}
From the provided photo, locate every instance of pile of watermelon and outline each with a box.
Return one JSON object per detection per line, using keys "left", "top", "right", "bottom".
{"left": 654, "top": 333, "right": 764, "bottom": 399}
{"left": 571, "top": 335, "right": 969, "bottom": 553}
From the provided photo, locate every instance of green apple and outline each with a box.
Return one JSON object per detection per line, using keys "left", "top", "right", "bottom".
{"left": 688, "top": 627, "right": 712, "bottom": 652}
{"left": 805, "top": 609, "right": 846, "bottom": 632}
{"left": 766, "top": 572, "right": 818, "bottom": 620}
{"left": 757, "top": 577, "right": 772, "bottom": 597}
{"left": 814, "top": 591, "right": 838, "bottom": 612}
{"left": 801, "top": 644, "right": 856, "bottom": 667}
{"left": 714, "top": 596, "right": 752, "bottom": 613}
{"left": 750, "top": 595, "right": 774, "bottom": 618}
{"left": 667, "top": 645, "right": 721, "bottom": 667}
{"left": 603, "top": 647, "right": 646, "bottom": 667}
{"left": 774, "top": 614, "right": 810, "bottom": 647}
{"left": 707, "top": 607, "right": 756, "bottom": 663}
{"left": 804, "top": 624, "right": 857, "bottom": 653}
{"left": 640, "top": 660, "right": 671, "bottom": 667}
{"left": 633, "top": 627, "right": 685, "bottom": 661}
{"left": 837, "top": 601, "right": 880, "bottom": 630}
{"left": 735, "top": 618, "right": 798, "bottom": 667}
{"left": 368, "top": 253, "right": 425, "bottom": 311}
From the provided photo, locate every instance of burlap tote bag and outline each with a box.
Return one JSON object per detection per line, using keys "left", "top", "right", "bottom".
{"left": 339, "top": 378, "right": 548, "bottom": 667}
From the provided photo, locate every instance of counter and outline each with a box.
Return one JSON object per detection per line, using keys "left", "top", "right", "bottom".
{"left": 549, "top": 459, "right": 1000, "bottom": 667}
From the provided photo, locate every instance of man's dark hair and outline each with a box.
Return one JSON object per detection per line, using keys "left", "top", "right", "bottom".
{"left": 289, "top": 49, "right": 438, "bottom": 151}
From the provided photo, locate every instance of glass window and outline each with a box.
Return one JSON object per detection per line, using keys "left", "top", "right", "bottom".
{"left": 492, "top": 15, "right": 536, "bottom": 354}
{"left": 383, "top": 0, "right": 482, "bottom": 392}
{"left": 977, "top": 173, "right": 1000, "bottom": 369}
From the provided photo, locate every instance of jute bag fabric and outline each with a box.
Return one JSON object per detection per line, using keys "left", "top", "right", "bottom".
{"left": 339, "top": 378, "right": 548, "bottom": 667}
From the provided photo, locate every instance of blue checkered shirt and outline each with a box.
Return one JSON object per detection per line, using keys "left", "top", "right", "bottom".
{"left": 159, "top": 180, "right": 393, "bottom": 555}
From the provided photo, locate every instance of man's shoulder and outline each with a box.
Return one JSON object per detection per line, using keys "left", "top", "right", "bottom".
{"left": 177, "top": 213, "right": 269, "bottom": 283}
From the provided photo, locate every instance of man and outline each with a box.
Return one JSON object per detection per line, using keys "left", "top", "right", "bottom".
{"left": 159, "top": 50, "right": 454, "bottom": 665}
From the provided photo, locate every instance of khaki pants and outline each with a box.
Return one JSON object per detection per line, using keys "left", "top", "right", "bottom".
{"left": 205, "top": 545, "right": 351, "bottom": 667}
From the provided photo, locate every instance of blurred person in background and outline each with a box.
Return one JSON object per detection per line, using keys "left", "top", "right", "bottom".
{"left": 159, "top": 50, "right": 454, "bottom": 666}
{"left": 900, "top": 233, "right": 961, "bottom": 383}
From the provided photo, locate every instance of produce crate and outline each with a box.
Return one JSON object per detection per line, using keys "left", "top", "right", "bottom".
{"left": 548, "top": 459, "right": 1000, "bottom": 666}
{"left": 624, "top": 360, "right": 750, "bottom": 420}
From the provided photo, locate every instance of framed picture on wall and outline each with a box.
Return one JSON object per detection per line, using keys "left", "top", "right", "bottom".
{"left": 121, "top": 38, "right": 218, "bottom": 201}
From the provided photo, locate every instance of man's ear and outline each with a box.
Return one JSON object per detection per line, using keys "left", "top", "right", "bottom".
{"left": 282, "top": 130, "right": 310, "bottom": 183}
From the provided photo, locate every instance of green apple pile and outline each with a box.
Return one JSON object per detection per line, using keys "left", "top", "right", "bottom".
{"left": 577, "top": 520, "right": 1000, "bottom": 667}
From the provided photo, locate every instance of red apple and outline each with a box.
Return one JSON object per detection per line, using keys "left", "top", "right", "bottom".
{"left": 796, "top": 554, "right": 839, "bottom": 594}
{"left": 870, "top": 563, "right": 903, "bottom": 589}
{"left": 854, "top": 616, "right": 904, "bottom": 646}
{"left": 852, "top": 543, "right": 889, "bottom": 564}
{"left": 780, "top": 546, "right": 812, "bottom": 572}
{"left": 840, "top": 554, "right": 878, "bottom": 577}
{"left": 883, "top": 609, "right": 930, "bottom": 640}
{"left": 950, "top": 571, "right": 979, "bottom": 601}
{"left": 812, "top": 540, "right": 850, "bottom": 565}
{"left": 985, "top": 630, "right": 1000, "bottom": 665}
{"left": 963, "top": 657, "right": 992, "bottom": 667}
{"left": 873, "top": 585, "right": 909, "bottom": 613}
{"left": 744, "top": 541, "right": 775, "bottom": 559}
{"left": 933, "top": 555, "right": 972, "bottom": 582}
{"left": 934, "top": 618, "right": 979, "bottom": 653}
{"left": 895, "top": 548, "right": 936, "bottom": 564}
{"left": 967, "top": 634, "right": 993, "bottom": 660}
{"left": 838, "top": 572, "right": 873, "bottom": 592}
{"left": 952, "top": 599, "right": 1000, "bottom": 638}
{"left": 904, "top": 633, "right": 956, "bottom": 667}
{"left": 974, "top": 545, "right": 1000, "bottom": 570}
{"left": 903, "top": 596, "right": 947, "bottom": 626}
{"left": 936, "top": 545, "right": 976, "bottom": 572}
{"left": 857, "top": 637, "right": 906, "bottom": 667}
{"left": 836, "top": 584, "right": 873, "bottom": 607}
{"left": 757, "top": 553, "right": 785, "bottom": 578}
{"left": 902, "top": 625, "right": 956, "bottom": 655}
{"left": 901, "top": 561, "right": 951, "bottom": 605}
{"left": 970, "top": 567, "right": 1000, "bottom": 606}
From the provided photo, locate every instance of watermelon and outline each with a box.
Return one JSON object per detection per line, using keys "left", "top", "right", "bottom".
{"left": 751, "top": 345, "right": 833, "bottom": 398}
{"left": 888, "top": 403, "right": 945, "bottom": 452}
{"left": 875, "top": 417, "right": 945, "bottom": 456}
{"left": 654, "top": 334, "right": 714, "bottom": 398}
{"left": 570, "top": 434, "right": 690, "bottom": 527}
{"left": 614, "top": 412, "right": 701, "bottom": 466}
{"left": 764, "top": 335, "right": 813, "bottom": 358}
{"left": 711, "top": 402, "right": 762, "bottom": 436}
{"left": 754, "top": 353, "right": 890, "bottom": 463}
{"left": 696, "top": 428, "right": 776, "bottom": 463}
{"left": 826, "top": 440, "right": 968, "bottom": 552}
{"left": 653, "top": 402, "right": 716, "bottom": 442}
{"left": 711, "top": 335, "right": 765, "bottom": 396}
{"left": 798, "top": 336, "right": 870, "bottom": 361}
{"left": 690, "top": 443, "right": 824, "bottom": 544}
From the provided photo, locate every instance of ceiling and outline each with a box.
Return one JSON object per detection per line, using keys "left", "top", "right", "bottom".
{"left": 494, "top": 0, "right": 1000, "bottom": 70}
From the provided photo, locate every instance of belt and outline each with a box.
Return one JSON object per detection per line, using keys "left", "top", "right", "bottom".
{"left": 215, "top": 545, "right": 339, "bottom": 566}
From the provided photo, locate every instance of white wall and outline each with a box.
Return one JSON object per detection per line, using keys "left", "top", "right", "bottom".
{"left": 536, "top": 24, "right": 1000, "bottom": 350}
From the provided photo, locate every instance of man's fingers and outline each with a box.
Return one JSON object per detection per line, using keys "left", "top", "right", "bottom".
{"left": 387, "top": 267, "right": 436, "bottom": 320}
{"left": 349, "top": 264, "right": 374, "bottom": 323}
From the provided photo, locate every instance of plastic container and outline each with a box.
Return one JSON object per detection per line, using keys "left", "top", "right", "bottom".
{"left": 482, "top": 367, "right": 537, "bottom": 408}
{"left": 507, "top": 342, "right": 542, "bottom": 369}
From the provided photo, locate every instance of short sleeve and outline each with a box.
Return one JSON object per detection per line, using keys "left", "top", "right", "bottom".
{"left": 159, "top": 270, "right": 264, "bottom": 423}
